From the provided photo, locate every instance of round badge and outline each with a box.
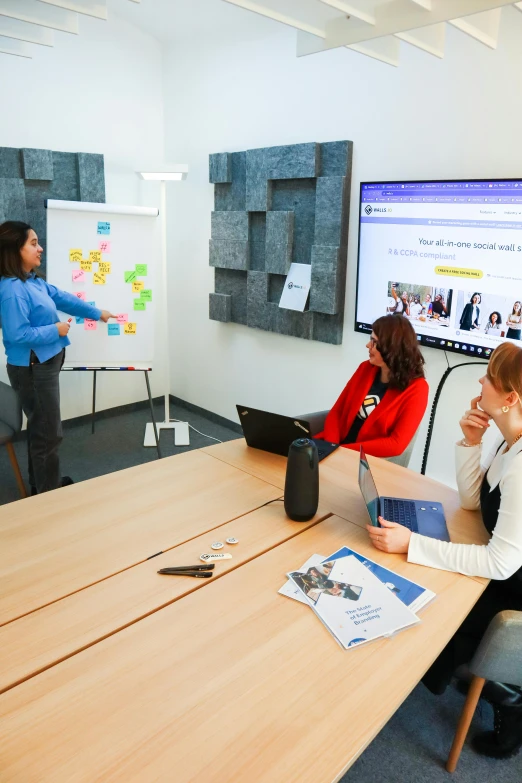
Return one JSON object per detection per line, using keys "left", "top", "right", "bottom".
{"left": 226, "top": 537, "right": 239, "bottom": 545}
{"left": 211, "top": 542, "right": 224, "bottom": 550}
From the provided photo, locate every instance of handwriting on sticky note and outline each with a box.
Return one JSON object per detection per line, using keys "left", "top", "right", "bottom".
{"left": 74, "top": 291, "right": 87, "bottom": 301}
{"left": 84, "top": 319, "right": 97, "bottom": 331}
{"left": 140, "top": 289, "right": 152, "bottom": 302}
{"left": 69, "top": 249, "right": 83, "bottom": 263}
{"left": 97, "top": 221, "right": 110, "bottom": 235}
{"left": 132, "top": 280, "right": 144, "bottom": 293}
{"left": 75, "top": 317, "right": 84, "bottom": 324}
{"left": 108, "top": 324, "right": 120, "bottom": 336}
{"left": 124, "top": 322, "right": 137, "bottom": 335}
{"left": 135, "top": 264, "right": 148, "bottom": 276}
{"left": 89, "top": 250, "right": 102, "bottom": 264}
{"left": 93, "top": 272, "right": 106, "bottom": 285}
{"left": 80, "top": 260, "right": 92, "bottom": 271}
{"left": 124, "top": 271, "right": 137, "bottom": 283}
{"left": 98, "top": 240, "right": 111, "bottom": 253}
{"left": 98, "top": 262, "right": 111, "bottom": 274}
{"left": 116, "top": 313, "right": 128, "bottom": 324}
{"left": 134, "top": 300, "right": 146, "bottom": 311}
{"left": 72, "top": 269, "right": 85, "bottom": 283}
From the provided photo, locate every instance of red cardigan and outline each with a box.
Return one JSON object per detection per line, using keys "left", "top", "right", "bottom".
{"left": 315, "top": 361, "right": 428, "bottom": 458}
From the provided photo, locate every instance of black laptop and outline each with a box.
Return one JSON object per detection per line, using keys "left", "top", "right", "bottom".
{"left": 236, "top": 405, "right": 339, "bottom": 461}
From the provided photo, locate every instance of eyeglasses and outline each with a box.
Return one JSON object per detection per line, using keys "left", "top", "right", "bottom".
{"left": 369, "top": 336, "right": 379, "bottom": 349}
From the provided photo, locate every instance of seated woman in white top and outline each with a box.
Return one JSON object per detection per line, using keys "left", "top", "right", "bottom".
{"left": 366, "top": 341, "right": 522, "bottom": 760}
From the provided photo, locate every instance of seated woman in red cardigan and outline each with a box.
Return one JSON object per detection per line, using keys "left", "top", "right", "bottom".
{"left": 315, "top": 315, "right": 428, "bottom": 458}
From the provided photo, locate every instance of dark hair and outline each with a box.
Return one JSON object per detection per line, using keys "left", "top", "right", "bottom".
{"left": 469, "top": 292, "right": 481, "bottom": 304}
{"left": 489, "top": 311, "right": 502, "bottom": 325}
{"left": 0, "top": 221, "right": 33, "bottom": 281}
{"left": 372, "top": 315, "right": 425, "bottom": 391}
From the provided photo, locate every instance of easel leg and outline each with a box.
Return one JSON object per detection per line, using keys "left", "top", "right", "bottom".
{"left": 91, "top": 370, "right": 97, "bottom": 435}
{"left": 145, "top": 371, "right": 162, "bottom": 459}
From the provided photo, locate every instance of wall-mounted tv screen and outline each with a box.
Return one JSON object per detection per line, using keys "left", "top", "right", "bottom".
{"left": 355, "top": 178, "right": 522, "bottom": 358}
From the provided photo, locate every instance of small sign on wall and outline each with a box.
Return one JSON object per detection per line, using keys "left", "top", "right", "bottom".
{"left": 279, "top": 263, "right": 311, "bottom": 312}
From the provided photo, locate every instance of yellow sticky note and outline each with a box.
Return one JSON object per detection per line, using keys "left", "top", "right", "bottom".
{"left": 80, "top": 259, "right": 92, "bottom": 271}
{"left": 89, "top": 250, "right": 102, "bottom": 263}
{"left": 69, "top": 249, "right": 83, "bottom": 263}
{"left": 93, "top": 272, "right": 106, "bottom": 285}
{"left": 98, "top": 261, "right": 111, "bottom": 274}
{"left": 124, "top": 322, "right": 137, "bottom": 335}
{"left": 132, "top": 280, "right": 144, "bottom": 292}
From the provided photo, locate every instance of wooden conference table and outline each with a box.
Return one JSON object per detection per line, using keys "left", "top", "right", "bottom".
{"left": 0, "top": 440, "right": 489, "bottom": 782}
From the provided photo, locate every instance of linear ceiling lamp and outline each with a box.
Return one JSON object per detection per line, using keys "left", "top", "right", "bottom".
{"left": 138, "top": 167, "right": 189, "bottom": 182}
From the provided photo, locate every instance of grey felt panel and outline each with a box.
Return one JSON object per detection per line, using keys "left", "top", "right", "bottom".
{"left": 247, "top": 271, "right": 277, "bottom": 331}
{"left": 209, "top": 239, "right": 249, "bottom": 271}
{"left": 77, "top": 153, "right": 105, "bottom": 203}
{"left": 312, "top": 312, "right": 343, "bottom": 345}
{"left": 309, "top": 245, "right": 341, "bottom": 315}
{"left": 209, "top": 152, "right": 232, "bottom": 184}
{"left": 0, "top": 147, "right": 22, "bottom": 179}
{"left": 215, "top": 268, "right": 247, "bottom": 325}
{"left": 276, "top": 309, "right": 314, "bottom": 340}
{"left": 22, "top": 148, "right": 53, "bottom": 181}
{"left": 249, "top": 212, "right": 266, "bottom": 271}
{"left": 211, "top": 211, "right": 249, "bottom": 241}
{"left": 271, "top": 178, "right": 316, "bottom": 265}
{"left": 267, "top": 273, "right": 286, "bottom": 304}
{"left": 265, "top": 210, "right": 294, "bottom": 274}
{"left": 25, "top": 181, "right": 49, "bottom": 268}
{"left": 319, "top": 140, "right": 353, "bottom": 177}
{"left": 0, "top": 179, "right": 27, "bottom": 224}
{"left": 215, "top": 152, "right": 246, "bottom": 212}
{"left": 249, "top": 242, "right": 266, "bottom": 272}
{"left": 314, "top": 177, "right": 346, "bottom": 247}
{"left": 49, "top": 153, "right": 80, "bottom": 201}
{"left": 246, "top": 148, "right": 271, "bottom": 212}
{"left": 266, "top": 143, "right": 319, "bottom": 180}
{"left": 209, "top": 292, "right": 232, "bottom": 322}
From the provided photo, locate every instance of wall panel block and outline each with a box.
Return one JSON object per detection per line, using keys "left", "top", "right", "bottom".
{"left": 22, "top": 148, "right": 53, "bottom": 181}
{"left": 209, "top": 292, "right": 232, "bottom": 322}
{"left": 209, "top": 152, "right": 232, "bottom": 184}
{"left": 211, "top": 211, "right": 249, "bottom": 241}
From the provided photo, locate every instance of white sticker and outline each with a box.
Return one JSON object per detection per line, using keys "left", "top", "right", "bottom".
{"left": 200, "top": 552, "right": 233, "bottom": 562}
{"left": 211, "top": 542, "right": 224, "bottom": 550}
{"left": 226, "top": 537, "right": 239, "bottom": 545}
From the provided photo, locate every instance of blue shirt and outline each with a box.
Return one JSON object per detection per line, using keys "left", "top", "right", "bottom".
{"left": 0, "top": 274, "right": 102, "bottom": 366}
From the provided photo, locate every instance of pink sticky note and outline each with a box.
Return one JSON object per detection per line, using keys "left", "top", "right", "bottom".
{"left": 116, "top": 313, "right": 128, "bottom": 324}
{"left": 74, "top": 291, "right": 87, "bottom": 301}
{"left": 72, "top": 269, "right": 86, "bottom": 283}
{"left": 84, "top": 319, "right": 97, "bottom": 331}
{"left": 98, "top": 240, "right": 111, "bottom": 253}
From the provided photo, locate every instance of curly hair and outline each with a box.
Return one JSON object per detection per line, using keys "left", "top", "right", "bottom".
{"left": 372, "top": 315, "right": 425, "bottom": 391}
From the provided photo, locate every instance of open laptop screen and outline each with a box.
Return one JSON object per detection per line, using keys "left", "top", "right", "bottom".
{"left": 358, "top": 446, "right": 380, "bottom": 527}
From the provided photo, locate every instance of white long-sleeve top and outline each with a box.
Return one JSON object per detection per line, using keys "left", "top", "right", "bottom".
{"left": 407, "top": 438, "right": 522, "bottom": 580}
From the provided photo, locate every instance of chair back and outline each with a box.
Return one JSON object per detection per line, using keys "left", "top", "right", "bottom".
{"left": 470, "top": 610, "right": 522, "bottom": 687}
{"left": 0, "top": 381, "right": 22, "bottom": 434}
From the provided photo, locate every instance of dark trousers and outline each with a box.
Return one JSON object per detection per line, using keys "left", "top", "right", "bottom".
{"left": 7, "top": 349, "right": 64, "bottom": 494}
{"left": 423, "top": 579, "right": 522, "bottom": 695}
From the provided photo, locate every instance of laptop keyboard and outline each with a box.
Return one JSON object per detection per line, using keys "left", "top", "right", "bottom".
{"left": 382, "top": 498, "right": 419, "bottom": 533}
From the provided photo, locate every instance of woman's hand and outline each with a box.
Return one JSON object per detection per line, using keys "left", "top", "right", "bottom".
{"left": 459, "top": 395, "right": 490, "bottom": 445}
{"left": 367, "top": 517, "right": 411, "bottom": 553}
{"left": 99, "top": 310, "right": 116, "bottom": 323}
{"left": 56, "top": 321, "right": 70, "bottom": 337}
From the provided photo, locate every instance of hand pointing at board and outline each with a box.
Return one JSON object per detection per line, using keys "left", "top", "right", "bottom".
{"left": 99, "top": 310, "right": 117, "bottom": 323}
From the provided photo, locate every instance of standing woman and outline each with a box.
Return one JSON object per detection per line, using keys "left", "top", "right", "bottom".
{"left": 505, "top": 301, "right": 522, "bottom": 340}
{"left": 0, "top": 221, "right": 115, "bottom": 494}
{"left": 459, "top": 292, "right": 481, "bottom": 331}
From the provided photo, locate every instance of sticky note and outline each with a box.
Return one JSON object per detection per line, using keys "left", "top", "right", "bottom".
{"left": 93, "top": 272, "right": 106, "bottom": 285}
{"left": 124, "top": 322, "right": 137, "bottom": 335}
{"left": 89, "top": 250, "right": 102, "bottom": 264}
{"left": 116, "top": 313, "right": 128, "bottom": 324}
{"left": 135, "top": 264, "right": 148, "bottom": 276}
{"left": 134, "top": 300, "right": 146, "bottom": 311}
{"left": 98, "top": 262, "right": 111, "bottom": 274}
{"left": 124, "top": 271, "right": 137, "bottom": 283}
{"left": 72, "top": 269, "right": 85, "bottom": 283}
{"left": 132, "top": 280, "right": 144, "bottom": 293}
{"left": 80, "top": 260, "right": 92, "bottom": 272}
{"left": 74, "top": 291, "right": 87, "bottom": 301}
{"left": 98, "top": 240, "right": 111, "bottom": 253}
{"left": 69, "top": 249, "right": 83, "bottom": 263}
{"left": 75, "top": 317, "right": 84, "bottom": 325}
{"left": 84, "top": 319, "right": 97, "bottom": 331}
{"left": 97, "top": 221, "right": 110, "bottom": 235}
{"left": 108, "top": 324, "right": 120, "bottom": 336}
{"left": 140, "top": 289, "right": 152, "bottom": 302}
{"left": 87, "top": 301, "right": 96, "bottom": 306}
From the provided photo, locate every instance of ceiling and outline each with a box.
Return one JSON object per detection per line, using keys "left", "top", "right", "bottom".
{"left": 1, "top": 0, "right": 522, "bottom": 66}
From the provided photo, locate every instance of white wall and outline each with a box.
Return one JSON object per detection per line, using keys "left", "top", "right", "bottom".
{"left": 162, "top": 8, "right": 522, "bottom": 487}
{"left": 0, "top": 10, "right": 165, "bottom": 419}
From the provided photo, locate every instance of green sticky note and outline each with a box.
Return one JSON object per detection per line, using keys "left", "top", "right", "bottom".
{"left": 124, "top": 270, "right": 137, "bottom": 283}
{"left": 134, "top": 300, "right": 146, "bottom": 311}
{"left": 139, "top": 289, "right": 152, "bottom": 302}
{"left": 135, "top": 264, "right": 148, "bottom": 276}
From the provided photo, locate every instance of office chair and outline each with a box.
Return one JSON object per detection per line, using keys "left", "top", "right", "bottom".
{"left": 0, "top": 380, "right": 27, "bottom": 498}
{"left": 446, "top": 610, "right": 522, "bottom": 772}
{"left": 297, "top": 409, "right": 419, "bottom": 469}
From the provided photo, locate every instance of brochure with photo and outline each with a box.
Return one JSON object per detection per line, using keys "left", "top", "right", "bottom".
{"left": 287, "top": 554, "right": 420, "bottom": 650}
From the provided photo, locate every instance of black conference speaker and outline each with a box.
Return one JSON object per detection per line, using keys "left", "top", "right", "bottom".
{"left": 284, "top": 438, "right": 319, "bottom": 522}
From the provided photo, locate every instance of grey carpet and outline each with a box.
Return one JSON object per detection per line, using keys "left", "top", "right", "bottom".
{"left": 1, "top": 404, "right": 520, "bottom": 780}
